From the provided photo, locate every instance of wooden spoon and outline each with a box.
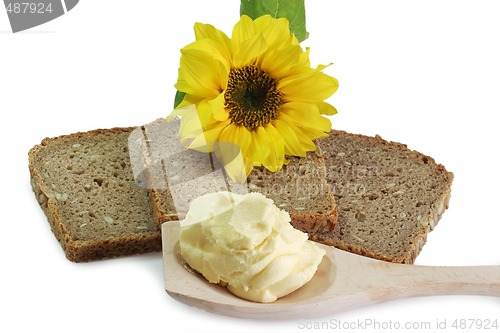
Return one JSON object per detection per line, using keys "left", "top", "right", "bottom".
{"left": 162, "top": 222, "right": 500, "bottom": 319}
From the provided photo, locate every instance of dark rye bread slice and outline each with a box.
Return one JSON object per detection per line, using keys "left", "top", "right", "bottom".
{"left": 28, "top": 127, "right": 161, "bottom": 262}
{"left": 137, "top": 118, "right": 337, "bottom": 233}
{"left": 310, "top": 130, "right": 454, "bottom": 263}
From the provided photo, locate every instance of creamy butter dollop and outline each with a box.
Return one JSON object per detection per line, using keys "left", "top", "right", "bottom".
{"left": 179, "top": 191, "right": 326, "bottom": 303}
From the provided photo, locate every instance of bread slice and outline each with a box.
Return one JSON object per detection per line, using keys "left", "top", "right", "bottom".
{"left": 138, "top": 118, "right": 337, "bottom": 233}
{"left": 28, "top": 127, "right": 162, "bottom": 262}
{"left": 310, "top": 130, "right": 454, "bottom": 263}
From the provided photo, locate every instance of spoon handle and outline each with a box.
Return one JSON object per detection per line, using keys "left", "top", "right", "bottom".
{"left": 371, "top": 264, "right": 500, "bottom": 298}
{"left": 327, "top": 248, "right": 500, "bottom": 306}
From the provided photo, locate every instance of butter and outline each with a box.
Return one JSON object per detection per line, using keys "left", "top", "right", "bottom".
{"left": 179, "top": 191, "right": 325, "bottom": 303}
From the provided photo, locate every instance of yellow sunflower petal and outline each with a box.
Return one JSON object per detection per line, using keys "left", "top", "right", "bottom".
{"left": 248, "top": 127, "right": 271, "bottom": 163}
{"left": 217, "top": 149, "right": 251, "bottom": 184}
{"left": 259, "top": 44, "right": 302, "bottom": 79}
{"left": 193, "top": 96, "right": 223, "bottom": 125}
{"left": 182, "top": 39, "right": 231, "bottom": 74}
{"left": 281, "top": 102, "right": 332, "bottom": 132}
{"left": 218, "top": 126, "right": 249, "bottom": 163}
{"left": 272, "top": 119, "right": 306, "bottom": 157}
{"left": 261, "top": 124, "right": 285, "bottom": 172}
{"left": 254, "top": 15, "right": 292, "bottom": 50}
{"left": 317, "top": 101, "right": 337, "bottom": 116}
{"left": 199, "top": 92, "right": 227, "bottom": 122}
{"left": 194, "top": 22, "right": 231, "bottom": 47}
{"left": 178, "top": 106, "right": 203, "bottom": 140}
{"left": 300, "top": 47, "right": 311, "bottom": 67}
{"left": 187, "top": 119, "right": 230, "bottom": 152}
{"left": 278, "top": 70, "right": 339, "bottom": 102}
{"left": 278, "top": 113, "right": 318, "bottom": 151}
{"left": 219, "top": 124, "right": 252, "bottom": 156}
{"left": 216, "top": 125, "right": 252, "bottom": 184}
{"left": 240, "top": 130, "right": 256, "bottom": 179}
{"left": 285, "top": 47, "right": 310, "bottom": 74}
{"left": 231, "top": 15, "right": 256, "bottom": 48}
{"left": 232, "top": 33, "right": 267, "bottom": 68}
{"left": 176, "top": 48, "right": 222, "bottom": 98}
{"left": 191, "top": 98, "right": 216, "bottom": 128}
{"left": 299, "top": 125, "right": 330, "bottom": 140}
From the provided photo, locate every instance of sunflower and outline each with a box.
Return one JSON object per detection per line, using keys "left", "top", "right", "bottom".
{"left": 171, "top": 15, "right": 338, "bottom": 182}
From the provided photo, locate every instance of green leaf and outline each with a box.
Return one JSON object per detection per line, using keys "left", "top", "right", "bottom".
{"left": 240, "top": 0, "right": 308, "bottom": 42}
{"left": 174, "top": 90, "right": 186, "bottom": 109}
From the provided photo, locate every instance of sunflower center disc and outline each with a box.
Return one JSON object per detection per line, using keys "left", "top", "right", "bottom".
{"left": 225, "top": 65, "right": 283, "bottom": 130}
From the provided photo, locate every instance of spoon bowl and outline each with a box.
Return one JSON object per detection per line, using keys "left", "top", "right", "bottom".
{"left": 162, "top": 222, "right": 500, "bottom": 319}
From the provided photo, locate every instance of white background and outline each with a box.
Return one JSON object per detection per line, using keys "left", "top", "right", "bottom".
{"left": 1, "top": 1, "right": 499, "bottom": 332}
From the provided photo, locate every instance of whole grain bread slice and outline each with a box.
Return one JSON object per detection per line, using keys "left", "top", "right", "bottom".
{"left": 136, "top": 118, "right": 337, "bottom": 234}
{"left": 28, "top": 127, "right": 161, "bottom": 262}
{"left": 311, "top": 130, "right": 454, "bottom": 263}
